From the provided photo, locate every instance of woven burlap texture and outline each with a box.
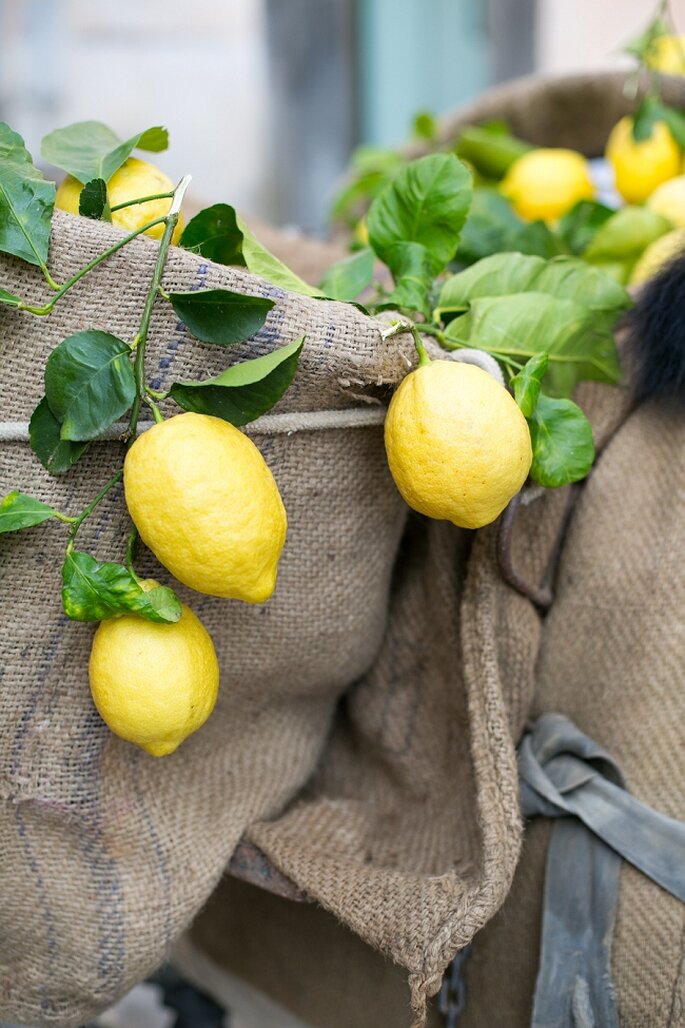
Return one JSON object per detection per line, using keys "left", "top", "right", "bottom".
{"left": 0, "top": 211, "right": 534, "bottom": 1027}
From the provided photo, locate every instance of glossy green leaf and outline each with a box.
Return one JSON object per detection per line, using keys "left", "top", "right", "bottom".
{"left": 438, "top": 252, "right": 545, "bottom": 313}
{"left": 170, "top": 288, "right": 274, "bottom": 345}
{"left": 382, "top": 241, "right": 440, "bottom": 316}
{"left": 0, "top": 491, "right": 56, "bottom": 533}
{"left": 454, "top": 188, "right": 566, "bottom": 266}
{"left": 41, "top": 121, "right": 168, "bottom": 185}
{"left": 29, "top": 397, "right": 90, "bottom": 475}
{"left": 584, "top": 206, "right": 671, "bottom": 261}
{"left": 44, "top": 330, "right": 135, "bottom": 441}
{"left": 319, "top": 247, "right": 374, "bottom": 301}
{"left": 79, "top": 178, "right": 111, "bottom": 220}
{"left": 511, "top": 353, "right": 549, "bottom": 417}
{"left": 0, "top": 288, "right": 23, "bottom": 307}
{"left": 444, "top": 292, "right": 621, "bottom": 396}
{"left": 528, "top": 394, "right": 595, "bottom": 488}
{"left": 368, "top": 153, "right": 472, "bottom": 272}
{"left": 0, "top": 123, "right": 55, "bottom": 267}
{"left": 170, "top": 337, "right": 304, "bottom": 426}
{"left": 180, "top": 203, "right": 246, "bottom": 265}
{"left": 236, "top": 213, "right": 321, "bottom": 297}
{"left": 62, "top": 550, "right": 182, "bottom": 623}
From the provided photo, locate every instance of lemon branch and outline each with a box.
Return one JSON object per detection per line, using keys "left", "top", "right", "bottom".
{"left": 127, "top": 174, "right": 191, "bottom": 441}
{"left": 110, "top": 191, "right": 174, "bottom": 213}
{"left": 65, "top": 469, "right": 124, "bottom": 552}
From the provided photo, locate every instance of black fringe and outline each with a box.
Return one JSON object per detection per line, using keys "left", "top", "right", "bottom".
{"left": 625, "top": 252, "right": 685, "bottom": 404}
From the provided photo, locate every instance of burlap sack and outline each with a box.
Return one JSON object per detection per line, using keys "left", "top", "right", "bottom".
{"left": 0, "top": 210, "right": 541, "bottom": 1026}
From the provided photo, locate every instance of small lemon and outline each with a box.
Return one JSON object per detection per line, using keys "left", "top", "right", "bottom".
{"left": 124, "top": 413, "right": 287, "bottom": 602}
{"left": 56, "top": 157, "right": 183, "bottom": 243}
{"left": 606, "top": 117, "right": 680, "bottom": 204}
{"left": 644, "top": 34, "right": 685, "bottom": 75}
{"left": 384, "top": 360, "right": 532, "bottom": 530}
{"left": 500, "top": 148, "right": 595, "bottom": 221}
{"left": 647, "top": 174, "right": 685, "bottom": 227}
{"left": 629, "top": 227, "right": 685, "bottom": 285}
{"left": 89, "top": 590, "right": 219, "bottom": 756}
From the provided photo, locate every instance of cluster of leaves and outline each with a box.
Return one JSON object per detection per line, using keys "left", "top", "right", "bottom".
{"left": 0, "top": 121, "right": 306, "bottom": 624}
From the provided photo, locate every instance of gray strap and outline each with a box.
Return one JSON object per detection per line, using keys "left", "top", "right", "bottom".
{"left": 519, "top": 713, "right": 685, "bottom": 1028}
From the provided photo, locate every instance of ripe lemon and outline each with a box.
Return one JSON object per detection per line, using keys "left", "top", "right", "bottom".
{"left": 644, "top": 34, "right": 685, "bottom": 75}
{"left": 500, "top": 148, "right": 595, "bottom": 221}
{"left": 384, "top": 360, "right": 532, "bottom": 529}
{"left": 605, "top": 117, "right": 680, "bottom": 203}
{"left": 89, "top": 588, "right": 219, "bottom": 756}
{"left": 629, "top": 227, "right": 685, "bottom": 285}
{"left": 124, "top": 413, "right": 287, "bottom": 602}
{"left": 647, "top": 174, "right": 685, "bottom": 227}
{"left": 55, "top": 157, "right": 183, "bottom": 243}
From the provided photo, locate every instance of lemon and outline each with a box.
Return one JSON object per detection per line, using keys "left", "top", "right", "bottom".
{"left": 647, "top": 174, "right": 685, "bottom": 227}
{"left": 56, "top": 157, "right": 183, "bottom": 243}
{"left": 605, "top": 117, "right": 680, "bottom": 204}
{"left": 500, "top": 148, "right": 595, "bottom": 221}
{"left": 124, "top": 413, "right": 287, "bottom": 602}
{"left": 645, "top": 34, "right": 685, "bottom": 75}
{"left": 384, "top": 360, "right": 532, "bottom": 530}
{"left": 89, "top": 588, "right": 219, "bottom": 756}
{"left": 629, "top": 227, "right": 685, "bottom": 285}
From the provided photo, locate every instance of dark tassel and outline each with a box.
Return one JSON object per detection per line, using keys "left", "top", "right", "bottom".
{"left": 624, "top": 252, "right": 685, "bottom": 404}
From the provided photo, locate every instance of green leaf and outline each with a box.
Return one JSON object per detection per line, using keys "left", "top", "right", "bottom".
{"left": 170, "top": 337, "right": 304, "bottom": 426}
{"left": 236, "top": 213, "right": 322, "bottom": 297}
{"left": 656, "top": 104, "right": 685, "bottom": 150}
{"left": 0, "top": 123, "right": 55, "bottom": 267}
{"left": 412, "top": 110, "right": 438, "bottom": 143}
{"left": 455, "top": 125, "right": 532, "bottom": 179}
{"left": 368, "top": 153, "right": 472, "bottom": 272}
{"left": 29, "top": 397, "right": 90, "bottom": 475}
{"left": 0, "top": 491, "right": 56, "bottom": 533}
{"left": 454, "top": 189, "right": 567, "bottom": 266}
{"left": 180, "top": 203, "right": 246, "bottom": 265}
{"left": 632, "top": 97, "right": 661, "bottom": 142}
{"left": 0, "top": 287, "right": 23, "bottom": 307}
{"left": 319, "top": 247, "right": 374, "bottom": 301}
{"left": 557, "top": 199, "right": 615, "bottom": 256}
{"left": 61, "top": 550, "right": 181, "bottom": 623}
{"left": 44, "top": 330, "right": 136, "bottom": 441}
{"left": 79, "top": 178, "right": 111, "bottom": 220}
{"left": 511, "top": 353, "right": 549, "bottom": 417}
{"left": 330, "top": 147, "right": 405, "bottom": 224}
{"left": 41, "top": 121, "right": 168, "bottom": 185}
{"left": 169, "top": 288, "right": 274, "bottom": 345}
{"left": 444, "top": 293, "right": 620, "bottom": 395}
{"left": 382, "top": 241, "right": 440, "bottom": 316}
{"left": 438, "top": 252, "right": 546, "bottom": 313}
{"left": 584, "top": 206, "right": 672, "bottom": 261}
{"left": 527, "top": 394, "right": 595, "bottom": 488}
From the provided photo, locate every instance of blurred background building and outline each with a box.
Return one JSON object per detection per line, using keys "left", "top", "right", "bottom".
{"left": 1, "top": 0, "right": 685, "bottom": 233}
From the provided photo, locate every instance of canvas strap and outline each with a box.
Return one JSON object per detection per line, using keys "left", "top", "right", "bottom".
{"left": 519, "top": 713, "right": 685, "bottom": 1028}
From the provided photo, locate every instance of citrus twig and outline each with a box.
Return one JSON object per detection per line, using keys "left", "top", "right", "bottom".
{"left": 110, "top": 191, "right": 174, "bottom": 213}
{"left": 65, "top": 468, "right": 124, "bottom": 551}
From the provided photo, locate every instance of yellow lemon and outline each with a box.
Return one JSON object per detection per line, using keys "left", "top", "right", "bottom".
{"left": 629, "top": 227, "right": 685, "bottom": 285}
{"left": 500, "top": 148, "right": 595, "bottom": 221}
{"left": 647, "top": 174, "right": 685, "bottom": 227}
{"left": 605, "top": 117, "right": 680, "bottom": 204}
{"left": 89, "top": 592, "right": 219, "bottom": 756}
{"left": 124, "top": 413, "right": 287, "bottom": 602}
{"left": 645, "top": 34, "right": 685, "bottom": 75}
{"left": 56, "top": 157, "right": 183, "bottom": 243}
{"left": 384, "top": 360, "right": 532, "bottom": 530}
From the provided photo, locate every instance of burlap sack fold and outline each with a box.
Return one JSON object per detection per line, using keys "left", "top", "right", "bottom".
{"left": 0, "top": 210, "right": 540, "bottom": 1027}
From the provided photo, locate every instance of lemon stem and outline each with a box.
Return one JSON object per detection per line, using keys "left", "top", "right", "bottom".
{"left": 411, "top": 326, "right": 431, "bottom": 367}
{"left": 126, "top": 528, "right": 141, "bottom": 581}
{"left": 65, "top": 468, "right": 124, "bottom": 549}
{"left": 110, "top": 191, "right": 174, "bottom": 213}
{"left": 127, "top": 175, "right": 192, "bottom": 442}
{"left": 145, "top": 395, "right": 165, "bottom": 424}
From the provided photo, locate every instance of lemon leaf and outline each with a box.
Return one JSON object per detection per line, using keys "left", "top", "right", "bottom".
{"left": 44, "top": 330, "right": 136, "bottom": 441}
{"left": 557, "top": 200, "right": 614, "bottom": 256}
{"left": 61, "top": 551, "right": 181, "bottom": 623}
{"left": 79, "top": 178, "right": 111, "bottom": 221}
{"left": 528, "top": 394, "right": 595, "bottom": 488}
{"left": 236, "top": 213, "right": 322, "bottom": 297}
{"left": 0, "top": 122, "right": 55, "bottom": 267}
{"left": 169, "top": 288, "right": 274, "bottom": 345}
{"left": 41, "top": 121, "right": 168, "bottom": 185}
{"left": 0, "top": 288, "right": 23, "bottom": 307}
{"left": 511, "top": 353, "right": 549, "bottom": 418}
{"left": 180, "top": 203, "right": 246, "bottom": 266}
{"left": 169, "top": 337, "right": 304, "bottom": 426}
{"left": 29, "top": 397, "right": 90, "bottom": 476}
{"left": 319, "top": 247, "right": 374, "bottom": 301}
{"left": 0, "top": 491, "right": 57, "bottom": 534}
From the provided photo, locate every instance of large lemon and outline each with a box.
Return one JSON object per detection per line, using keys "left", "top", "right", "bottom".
{"left": 500, "top": 148, "right": 595, "bottom": 221}
{"left": 645, "top": 34, "right": 685, "bottom": 75}
{"left": 647, "top": 174, "right": 685, "bottom": 227}
{"left": 89, "top": 591, "right": 219, "bottom": 756}
{"left": 124, "top": 413, "right": 287, "bottom": 602}
{"left": 384, "top": 360, "right": 532, "bottom": 530}
{"left": 629, "top": 227, "right": 685, "bottom": 285}
{"left": 606, "top": 117, "right": 680, "bottom": 204}
{"left": 56, "top": 157, "right": 183, "bottom": 243}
